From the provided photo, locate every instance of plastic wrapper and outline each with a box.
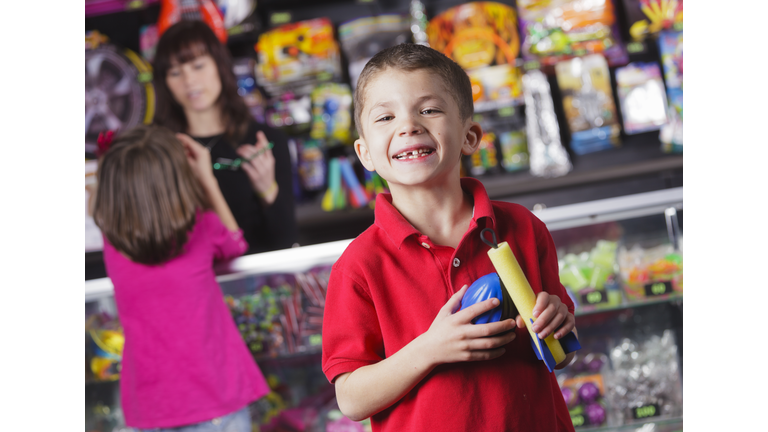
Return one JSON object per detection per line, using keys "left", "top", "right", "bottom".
{"left": 616, "top": 62, "right": 668, "bottom": 134}
{"left": 522, "top": 70, "right": 572, "bottom": 178}
{"left": 338, "top": 14, "right": 412, "bottom": 90}
{"left": 254, "top": 18, "right": 342, "bottom": 96}
{"left": 621, "top": 0, "right": 684, "bottom": 42}
{"left": 555, "top": 55, "right": 621, "bottom": 155}
{"left": 657, "top": 30, "right": 683, "bottom": 153}
{"left": 557, "top": 351, "right": 611, "bottom": 428}
{"left": 517, "top": 0, "right": 628, "bottom": 67}
{"left": 603, "top": 331, "right": 683, "bottom": 425}
{"left": 309, "top": 83, "right": 353, "bottom": 144}
{"left": 468, "top": 64, "right": 525, "bottom": 113}
{"left": 559, "top": 240, "right": 623, "bottom": 312}
{"left": 426, "top": 2, "right": 520, "bottom": 71}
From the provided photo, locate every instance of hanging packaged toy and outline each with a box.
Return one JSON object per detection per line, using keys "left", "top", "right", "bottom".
{"left": 522, "top": 70, "right": 572, "bottom": 178}
{"left": 426, "top": 2, "right": 520, "bottom": 71}
{"left": 338, "top": 15, "right": 412, "bottom": 90}
{"left": 621, "top": 0, "right": 683, "bottom": 42}
{"left": 517, "top": 0, "right": 628, "bottom": 68}
{"left": 467, "top": 64, "right": 525, "bottom": 113}
{"left": 265, "top": 92, "right": 312, "bottom": 134}
{"left": 472, "top": 108, "right": 529, "bottom": 174}
{"left": 233, "top": 57, "right": 267, "bottom": 124}
{"left": 657, "top": 30, "right": 683, "bottom": 153}
{"left": 297, "top": 139, "right": 326, "bottom": 193}
{"left": 615, "top": 62, "right": 668, "bottom": 134}
{"left": 309, "top": 83, "right": 353, "bottom": 144}
{"left": 254, "top": 18, "right": 342, "bottom": 96}
{"left": 555, "top": 55, "right": 621, "bottom": 155}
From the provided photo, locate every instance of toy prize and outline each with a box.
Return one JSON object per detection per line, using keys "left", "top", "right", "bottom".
{"left": 86, "top": 313, "right": 125, "bottom": 382}
{"left": 410, "top": 0, "right": 429, "bottom": 46}
{"left": 468, "top": 132, "right": 500, "bottom": 176}
{"left": 157, "top": 0, "right": 228, "bottom": 43}
{"left": 310, "top": 83, "right": 353, "bottom": 144}
{"left": 522, "top": 70, "right": 572, "bottom": 178}
{"left": 338, "top": 15, "right": 412, "bottom": 89}
{"left": 467, "top": 64, "right": 525, "bottom": 112}
{"left": 658, "top": 30, "right": 683, "bottom": 153}
{"left": 615, "top": 62, "right": 668, "bottom": 134}
{"left": 233, "top": 57, "right": 267, "bottom": 124}
{"left": 85, "top": 31, "right": 154, "bottom": 157}
{"left": 458, "top": 229, "right": 582, "bottom": 372}
{"left": 321, "top": 157, "right": 371, "bottom": 211}
{"left": 255, "top": 18, "right": 342, "bottom": 96}
{"left": 560, "top": 371, "right": 609, "bottom": 428}
{"left": 473, "top": 108, "right": 529, "bottom": 174}
{"left": 517, "top": 0, "right": 627, "bottom": 68}
{"left": 555, "top": 55, "right": 621, "bottom": 155}
{"left": 297, "top": 139, "right": 326, "bottom": 193}
{"left": 621, "top": 0, "right": 683, "bottom": 42}
{"left": 426, "top": 2, "right": 520, "bottom": 71}
{"left": 266, "top": 92, "right": 312, "bottom": 134}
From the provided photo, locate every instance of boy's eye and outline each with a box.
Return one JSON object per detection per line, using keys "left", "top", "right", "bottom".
{"left": 421, "top": 109, "right": 441, "bottom": 115}
{"left": 375, "top": 115, "right": 394, "bottom": 122}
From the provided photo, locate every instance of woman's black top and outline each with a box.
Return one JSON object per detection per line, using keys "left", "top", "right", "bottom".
{"left": 194, "top": 120, "right": 297, "bottom": 254}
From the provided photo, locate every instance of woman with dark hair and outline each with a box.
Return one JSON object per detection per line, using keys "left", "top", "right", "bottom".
{"left": 153, "top": 20, "right": 297, "bottom": 253}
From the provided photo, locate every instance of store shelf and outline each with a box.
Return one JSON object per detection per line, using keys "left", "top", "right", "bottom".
{"left": 575, "top": 293, "right": 682, "bottom": 317}
{"left": 580, "top": 416, "right": 683, "bottom": 432}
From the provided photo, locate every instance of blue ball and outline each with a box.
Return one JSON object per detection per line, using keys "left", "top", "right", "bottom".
{"left": 459, "top": 273, "right": 503, "bottom": 324}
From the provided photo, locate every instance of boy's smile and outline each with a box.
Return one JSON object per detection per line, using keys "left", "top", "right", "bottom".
{"left": 354, "top": 68, "right": 481, "bottom": 190}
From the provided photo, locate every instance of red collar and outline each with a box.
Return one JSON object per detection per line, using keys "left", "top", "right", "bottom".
{"left": 373, "top": 177, "right": 497, "bottom": 249}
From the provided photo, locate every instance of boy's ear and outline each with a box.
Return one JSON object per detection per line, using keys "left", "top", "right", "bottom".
{"left": 354, "top": 137, "right": 376, "bottom": 171}
{"left": 461, "top": 119, "right": 483, "bottom": 156}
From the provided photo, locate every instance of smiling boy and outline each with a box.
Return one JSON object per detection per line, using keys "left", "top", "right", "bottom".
{"left": 321, "top": 44, "right": 577, "bottom": 432}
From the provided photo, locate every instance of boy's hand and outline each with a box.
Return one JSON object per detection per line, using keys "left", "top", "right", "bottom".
{"left": 421, "top": 285, "right": 517, "bottom": 367}
{"left": 516, "top": 291, "right": 575, "bottom": 340}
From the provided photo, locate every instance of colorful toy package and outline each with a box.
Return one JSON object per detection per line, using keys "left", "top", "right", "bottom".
{"left": 615, "top": 62, "right": 668, "bottom": 134}
{"left": 560, "top": 370, "right": 609, "bottom": 428}
{"left": 338, "top": 14, "right": 412, "bottom": 90}
{"left": 555, "top": 55, "right": 621, "bottom": 155}
{"left": 617, "top": 243, "right": 682, "bottom": 301}
{"left": 522, "top": 70, "right": 572, "bottom": 178}
{"left": 621, "top": 0, "right": 683, "bottom": 42}
{"left": 657, "top": 30, "right": 683, "bottom": 153}
{"left": 467, "top": 63, "right": 525, "bottom": 112}
{"left": 517, "top": 0, "right": 628, "bottom": 68}
{"left": 233, "top": 57, "right": 267, "bottom": 124}
{"left": 471, "top": 108, "right": 529, "bottom": 174}
{"left": 309, "top": 83, "right": 353, "bottom": 144}
{"left": 254, "top": 18, "right": 342, "bottom": 96}
{"left": 265, "top": 92, "right": 312, "bottom": 134}
{"left": 426, "top": 2, "right": 520, "bottom": 71}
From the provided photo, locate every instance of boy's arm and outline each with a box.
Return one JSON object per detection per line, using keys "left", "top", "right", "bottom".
{"left": 333, "top": 285, "right": 517, "bottom": 421}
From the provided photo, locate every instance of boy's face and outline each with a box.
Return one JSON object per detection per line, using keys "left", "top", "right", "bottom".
{"left": 354, "top": 68, "right": 481, "bottom": 190}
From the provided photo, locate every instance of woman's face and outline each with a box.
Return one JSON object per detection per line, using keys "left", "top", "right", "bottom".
{"left": 165, "top": 54, "right": 222, "bottom": 116}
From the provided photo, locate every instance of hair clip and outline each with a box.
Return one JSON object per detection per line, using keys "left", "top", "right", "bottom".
{"left": 96, "top": 130, "right": 117, "bottom": 157}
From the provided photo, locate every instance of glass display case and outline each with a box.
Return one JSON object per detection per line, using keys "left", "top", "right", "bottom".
{"left": 84, "top": 187, "right": 683, "bottom": 432}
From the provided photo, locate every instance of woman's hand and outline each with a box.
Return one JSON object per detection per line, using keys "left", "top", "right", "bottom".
{"left": 176, "top": 133, "right": 216, "bottom": 188}
{"left": 237, "top": 130, "right": 278, "bottom": 204}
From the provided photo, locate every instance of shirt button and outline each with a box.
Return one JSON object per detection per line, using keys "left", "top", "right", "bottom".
{"left": 421, "top": 242, "right": 430, "bottom": 249}
{"left": 453, "top": 258, "right": 460, "bottom": 267}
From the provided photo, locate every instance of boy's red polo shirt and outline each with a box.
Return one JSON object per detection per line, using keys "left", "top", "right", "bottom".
{"left": 322, "top": 178, "right": 575, "bottom": 432}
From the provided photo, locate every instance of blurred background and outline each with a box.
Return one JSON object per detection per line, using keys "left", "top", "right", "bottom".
{"left": 84, "top": 1, "right": 683, "bottom": 431}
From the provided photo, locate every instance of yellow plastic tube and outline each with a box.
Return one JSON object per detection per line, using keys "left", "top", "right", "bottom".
{"left": 487, "top": 241, "right": 566, "bottom": 365}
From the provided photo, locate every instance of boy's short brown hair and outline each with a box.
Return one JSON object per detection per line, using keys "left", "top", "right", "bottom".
{"left": 93, "top": 125, "right": 210, "bottom": 265}
{"left": 353, "top": 43, "right": 474, "bottom": 137}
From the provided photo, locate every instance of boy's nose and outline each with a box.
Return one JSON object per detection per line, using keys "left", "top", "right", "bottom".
{"left": 398, "top": 118, "right": 424, "bottom": 136}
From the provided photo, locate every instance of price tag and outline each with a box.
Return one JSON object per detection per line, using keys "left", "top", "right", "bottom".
{"left": 580, "top": 289, "right": 608, "bottom": 306}
{"left": 270, "top": 12, "right": 292, "bottom": 26}
{"left": 632, "top": 403, "right": 660, "bottom": 420}
{"left": 643, "top": 281, "right": 672, "bottom": 297}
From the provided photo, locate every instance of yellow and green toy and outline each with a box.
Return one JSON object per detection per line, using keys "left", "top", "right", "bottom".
{"left": 479, "top": 228, "right": 581, "bottom": 372}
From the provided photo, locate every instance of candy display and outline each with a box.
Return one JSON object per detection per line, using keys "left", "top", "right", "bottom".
{"left": 467, "top": 63, "right": 525, "bottom": 112}
{"left": 560, "top": 372, "right": 609, "bottom": 428}
{"left": 85, "top": 313, "right": 124, "bottom": 382}
{"left": 617, "top": 243, "right": 683, "bottom": 301}
{"left": 426, "top": 2, "right": 520, "bottom": 71}
{"left": 338, "top": 14, "right": 412, "bottom": 90}
{"left": 603, "top": 331, "right": 683, "bottom": 425}
{"left": 522, "top": 70, "right": 572, "bottom": 178}
{"left": 85, "top": 31, "right": 154, "bottom": 156}
{"left": 255, "top": 18, "right": 342, "bottom": 96}
{"left": 622, "top": 0, "right": 683, "bottom": 42}
{"left": 555, "top": 55, "right": 621, "bottom": 155}
{"left": 517, "top": 0, "right": 628, "bottom": 67}
{"left": 310, "top": 83, "right": 353, "bottom": 144}
{"left": 559, "top": 240, "right": 623, "bottom": 311}
{"left": 615, "top": 62, "right": 669, "bottom": 134}
{"left": 658, "top": 30, "right": 683, "bottom": 153}
{"left": 224, "top": 268, "right": 330, "bottom": 358}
